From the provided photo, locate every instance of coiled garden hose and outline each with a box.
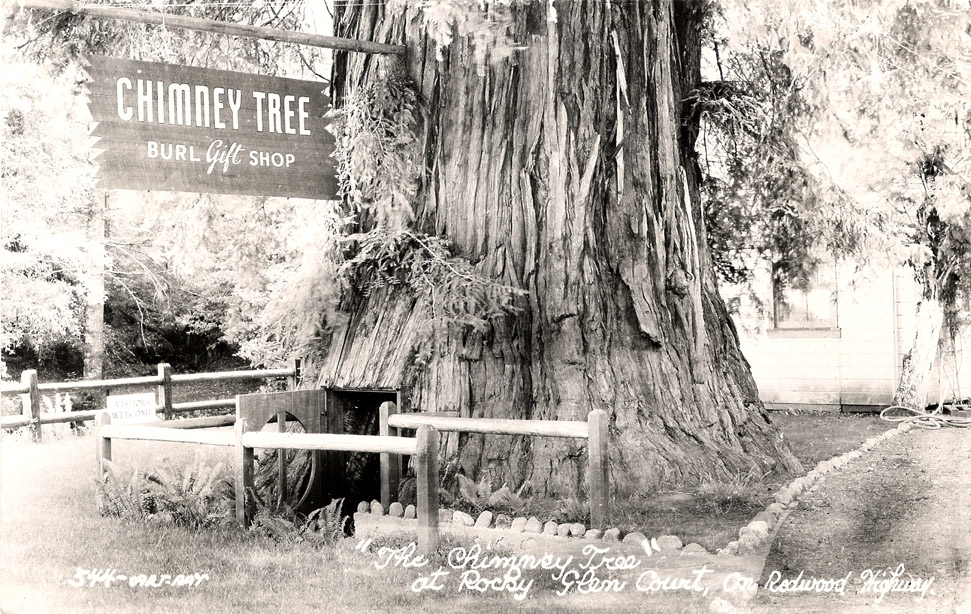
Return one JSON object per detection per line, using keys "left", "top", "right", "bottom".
{"left": 880, "top": 405, "right": 971, "bottom": 429}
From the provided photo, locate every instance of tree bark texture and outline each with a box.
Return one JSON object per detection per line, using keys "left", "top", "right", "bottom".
{"left": 892, "top": 298, "right": 943, "bottom": 410}
{"left": 321, "top": 0, "right": 803, "bottom": 495}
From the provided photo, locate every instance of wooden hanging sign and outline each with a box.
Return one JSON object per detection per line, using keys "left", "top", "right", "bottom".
{"left": 84, "top": 56, "right": 337, "bottom": 199}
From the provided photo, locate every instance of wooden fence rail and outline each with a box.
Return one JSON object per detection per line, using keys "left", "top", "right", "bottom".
{"left": 154, "top": 414, "right": 236, "bottom": 430}
{"left": 239, "top": 431, "right": 417, "bottom": 455}
{"left": 99, "top": 421, "right": 235, "bottom": 447}
{"left": 170, "top": 368, "right": 295, "bottom": 384}
{"left": 37, "top": 374, "right": 162, "bottom": 393}
{"left": 380, "top": 403, "right": 611, "bottom": 529}
{"left": 171, "top": 398, "right": 238, "bottom": 413}
{"left": 0, "top": 400, "right": 239, "bottom": 430}
{"left": 2, "top": 358, "right": 300, "bottom": 441}
{"left": 386, "top": 413, "right": 590, "bottom": 438}
{"left": 93, "top": 391, "right": 607, "bottom": 555}
{"left": 95, "top": 397, "right": 442, "bottom": 555}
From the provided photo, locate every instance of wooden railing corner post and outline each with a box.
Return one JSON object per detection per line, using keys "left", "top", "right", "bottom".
{"left": 588, "top": 409, "right": 609, "bottom": 530}
{"left": 157, "top": 363, "right": 173, "bottom": 420}
{"left": 95, "top": 411, "right": 111, "bottom": 475}
{"left": 234, "top": 400, "right": 254, "bottom": 528}
{"left": 21, "top": 370, "right": 41, "bottom": 443}
{"left": 379, "top": 401, "right": 401, "bottom": 509}
{"left": 415, "top": 424, "right": 440, "bottom": 556}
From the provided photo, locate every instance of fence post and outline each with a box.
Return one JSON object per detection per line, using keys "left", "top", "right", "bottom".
{"left": 415, "top": 425, "right": 440, "bottom": 557}
{"left": 21, "top": 370, "right": 41, "bottom": 443}
{"left": 234, "top": 403, "right": 254, "bottom": 528}
{"left": 95, "top": 411, "right": 112, "bottom": 475}
{"left": 277, "top": 358, "right": 301, "bottom": 506}
{"left": 157, "top": 363, "right": 173, "bottom": 420}
{"left": 286, "top": 357, "right": 301, "bottom": 390}
{"left": 379, "top": 401, "right": 401, "bottom": 509}
{"left": 588, "top": 409, "right": 609, "bottom": 529}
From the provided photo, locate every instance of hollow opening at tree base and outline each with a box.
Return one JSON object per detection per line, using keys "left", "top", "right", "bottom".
{"left": 323, "top": 388, "right": 399, "bottom": 524}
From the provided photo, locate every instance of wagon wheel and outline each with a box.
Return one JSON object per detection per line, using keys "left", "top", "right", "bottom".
{"left": 253, "top": 412, "right": 316, "bottom": 512}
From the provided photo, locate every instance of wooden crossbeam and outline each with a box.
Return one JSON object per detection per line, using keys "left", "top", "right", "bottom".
{"left": 10, "top": 0, "right": 405, "bottom": 56}
{"left": 100, "top": 424, "right": 235, "bottom": 446}
{"left": 387, "top": 413, "right": 591, "bottom": 439}
{"left": 240, "top": 431, "right": 418, "bottom": 456}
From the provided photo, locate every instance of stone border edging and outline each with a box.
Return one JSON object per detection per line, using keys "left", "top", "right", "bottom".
{"left": 352, "top": 500, "right": 705, "bottom": 557}
{"left": 717, "top": 420, "right": 915, "bottom": 557}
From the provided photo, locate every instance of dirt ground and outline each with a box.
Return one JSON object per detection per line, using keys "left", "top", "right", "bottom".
{"left": 752, "top": 427, "right": 971, "bottom": 613}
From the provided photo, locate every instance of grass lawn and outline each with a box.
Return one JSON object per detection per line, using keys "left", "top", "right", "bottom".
{"left": 602, "top": 412, "right": 899, "bottom": 552}
{"left": 0, "top": 410, "right": 898, "bottom": 613}
{"left": 0, "top": 432, "right": 710, "bottom": 614}
{"left": 769, "top": 411, "right": 898, "bottom": 467}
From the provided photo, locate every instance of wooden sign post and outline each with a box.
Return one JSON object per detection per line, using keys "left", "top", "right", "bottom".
{"left": 9, "top": 1, "right": 405, "bottom": 56}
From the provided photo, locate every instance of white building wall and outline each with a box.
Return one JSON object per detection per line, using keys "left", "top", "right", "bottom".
{"left": 725, "top": 264, "right": 971, "bottom": 411}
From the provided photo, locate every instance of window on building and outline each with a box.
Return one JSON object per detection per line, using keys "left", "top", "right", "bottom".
{"left": 772, "top": 267, "right": 839, "bottom": 330}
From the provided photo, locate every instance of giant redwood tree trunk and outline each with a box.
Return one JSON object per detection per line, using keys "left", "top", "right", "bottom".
{"left": 320, "top": 0, "right": 803, "bottom": 496}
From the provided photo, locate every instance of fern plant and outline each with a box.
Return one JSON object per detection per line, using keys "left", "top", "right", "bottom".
{"left": 339, "top": 228, "right": 527, "bottom": 354}
{"left": 97, "top": 460, "right": 154, "bottom": 519}
{"left": 454, "top": 474, "right": 530, "bottom": 516}
{"left": 329, "top": 74, "right": 421, "bottom": 232}
{"left": 249, "top": 497, "right": 348, "bottom": 546}
{"left": 97, "top": 452, "right": 350, "bottom": 547}
{"left": 143, "top": 455, "right": 234, "bottom": 527}
{"left": 97, "top": 453, "right": 234, "bottom": 529}
{"left": 302, "top": 498, "right": 349, "bottom": 545}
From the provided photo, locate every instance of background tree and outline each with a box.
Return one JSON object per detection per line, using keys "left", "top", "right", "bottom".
{"left": 2, "top": 0, "right": 339, "bottom": 378}
{"left": 1, "top": 53, "right": 95, "bottom": 377}
{"left": 707, "top": 0, "right": 971, "bottom": 410}
{"left": 321, "top": 0, "right": 803, "bottom": 496}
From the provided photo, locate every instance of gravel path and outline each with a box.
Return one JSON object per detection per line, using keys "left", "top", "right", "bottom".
{"left": 752, "top": 427, "right": 971, "bottom": 613}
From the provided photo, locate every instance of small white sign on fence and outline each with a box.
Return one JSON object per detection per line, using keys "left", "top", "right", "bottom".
{"left": 106, "top": 392, "right": 160, "bottom": 424}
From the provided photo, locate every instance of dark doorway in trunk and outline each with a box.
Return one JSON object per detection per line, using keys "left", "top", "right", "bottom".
{"left": 324, "top": 388, "right": 399, "bottom": 523}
